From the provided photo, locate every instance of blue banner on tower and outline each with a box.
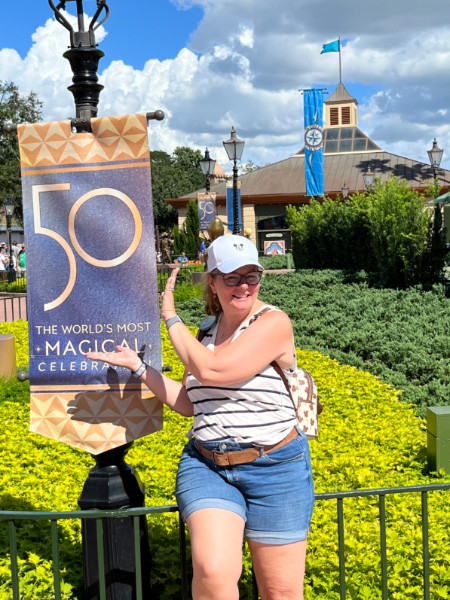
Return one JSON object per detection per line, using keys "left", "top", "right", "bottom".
{"left": 226, "top": 181, "right": 242, "bottom": 232}
{"left": 303, "top": 89, "right": 324, "bottom": 197}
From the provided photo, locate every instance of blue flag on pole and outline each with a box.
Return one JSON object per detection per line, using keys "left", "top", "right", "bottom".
{"left": 226, "top": 181, "right": 242, "bottom": 232}
{"left": 303, "top": 89, "right": 324, "bottom": 197}
{"left": 321, "top": 40, "right": 339, "bottom": 53}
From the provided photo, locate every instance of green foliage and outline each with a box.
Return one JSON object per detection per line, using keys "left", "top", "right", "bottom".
{"left": 0, "top": 81, "right": 43, "bottom": 225}
{"left": 287, "top": 193, "right": 373, "bottom": 272}
{"left": 422, "top": 200, "right": 448, "bottom": 286}
{"left": 287, "top": 176, "right": 447, "bottom": 287}
{"left": 259, "top": 253, "right": 293, "bottom": 270}
{"left": 0, "top": 323, "right": 449, "bottom": 599}
{"left": 150, "top": 147, "right": 205, "bottom": 231}
{"left": 0, "top": 319, "right": 29, "bottom": 367}
{"left": 150, "top": 150, "right": 178, "bottom": 230}
{"left": 368, "top": 176, "right": 431, "bottom": 287}
{"left": 173, "top": 282, "right": 203, "bottom": 303}
{"left": 0, "top": 277, "right": 27, "bottom": 293}
{"left": 183, "top": 199, "right": 201, "bottom": 256}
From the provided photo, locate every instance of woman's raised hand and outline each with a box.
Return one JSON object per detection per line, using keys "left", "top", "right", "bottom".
{"left": 161, "top": 267, "right": 180, "bottom": 322}
{"left": 85, "top": 345, "right": 142, "bottom": 372}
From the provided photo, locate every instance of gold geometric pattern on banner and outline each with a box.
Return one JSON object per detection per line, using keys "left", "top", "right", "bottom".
{"left": 30, "top": 390, "right": 163, "bottom": 454}
{"left": 18, "top": 113, "right": 149, "bottom": 168}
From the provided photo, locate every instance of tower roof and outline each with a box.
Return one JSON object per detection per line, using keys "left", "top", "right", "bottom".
{"left": 325, "top": 82, "right": 358, "bottom": 105}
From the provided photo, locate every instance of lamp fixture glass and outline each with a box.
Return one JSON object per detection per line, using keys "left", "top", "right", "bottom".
{"left": 341, "top": 183, "right": 349, "bottom": 198}
{"left": 199, "top": 148, "right": 216, "bottom": 176}
{"left": 223, "top": 126, "right": 245, "bottom": 162}
{"left": 427, "top": 138, "right": 444, "bottom": 169}
{"left": 363, "top": 168, "right": 374, "bottom": 189}
{"left": 4, "top": 196, "right": 14, "bottom": 217}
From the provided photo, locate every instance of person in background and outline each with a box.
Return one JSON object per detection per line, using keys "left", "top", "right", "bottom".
{"left": 85, "top": 234, "right": 314, "bottom": 600}
{"left": 11, "top": 240, "right": 20, "bottom": 264}
{"left": 198, "top": 240, "right": 207, "bottom": 262}
{"left": 176, "top": 251, "right": 188, "bottom": 264}
{"left": 0, "top": 252, "right": 7, "bottom": 271}
{"left": 17, "top": 244, "right": 26, "bottom": 276}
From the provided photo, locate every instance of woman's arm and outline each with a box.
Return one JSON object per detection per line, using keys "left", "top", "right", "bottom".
{"left": 85, "top": 346, "right": 194, "bottom": 417}
{"left": 166, "top": 310, "right": 294, "bottom": 386}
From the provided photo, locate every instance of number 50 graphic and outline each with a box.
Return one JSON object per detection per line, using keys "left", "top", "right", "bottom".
{"left": 32, "top": 184, "right": 143, "bottom": 312}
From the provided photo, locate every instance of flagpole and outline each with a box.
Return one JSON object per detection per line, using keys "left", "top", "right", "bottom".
{"left": 339, "top": 34, "right": 342, "bottom": 83}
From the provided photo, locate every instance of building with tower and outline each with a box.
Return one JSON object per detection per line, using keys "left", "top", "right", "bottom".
{"left": 168, "top": 82, "right": 450, "bottom": 253}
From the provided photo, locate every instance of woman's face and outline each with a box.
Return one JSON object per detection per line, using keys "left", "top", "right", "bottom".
{"left": 209, "top": 265, "right": 261, "bottom": 313}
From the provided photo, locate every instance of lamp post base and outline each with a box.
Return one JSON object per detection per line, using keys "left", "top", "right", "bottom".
{"left": 7, "top": 268, "right": 16, "bottom": 284}
{"left": 78, "top": 443, "right": 152, "bottom": 599}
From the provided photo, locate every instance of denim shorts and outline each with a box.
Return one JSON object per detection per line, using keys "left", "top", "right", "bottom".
{"left": 175, "top": 429, "right": 314, "bottom": 545}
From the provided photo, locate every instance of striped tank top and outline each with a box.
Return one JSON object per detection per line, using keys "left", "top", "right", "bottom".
{"left": 185, "top": 305, "right": 298, "bottom": 445}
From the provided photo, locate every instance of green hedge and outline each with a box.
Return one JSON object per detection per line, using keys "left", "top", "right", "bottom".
{"left": 0, "top": 321, "right": 449, "bottom": 598}
{"left": 287, "top": 176, "right": 447, "bottom": 288}
{"left": 259, "top": 253, "right": 293, "bottom": 270}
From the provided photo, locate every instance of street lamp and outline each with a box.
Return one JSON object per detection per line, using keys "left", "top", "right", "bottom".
{"left": 341, "top": 182, "right": 349, "bottom": 200}
{"left": 4, "top": 197, "right": 16, "bottom": 284}
{"left": 363, "top": 167, "right": 374, "bottom": 190}
{"left": 427, "top": 138, "right": 444, "bottom": 182}
{"left": 223, "top": 126, "right": 245, "bottom": 234}
{"left": 199, "top": 148, "right": 216, "bottom": 192}
{"left": 48, "top": 0, "right": 110, "bottom": 129}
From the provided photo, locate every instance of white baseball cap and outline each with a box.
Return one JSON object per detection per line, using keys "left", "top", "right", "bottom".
{"left": 207, "top": 235, "right": 264, "bottom": 273}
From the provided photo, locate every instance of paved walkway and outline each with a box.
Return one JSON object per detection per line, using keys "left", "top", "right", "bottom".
{"left": 0, "top": 295, "right": 27, "bottom": 323}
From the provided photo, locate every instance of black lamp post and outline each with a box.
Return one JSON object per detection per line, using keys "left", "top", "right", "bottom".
{"left": 363, "top": 167, "right": 374, "bottom": 190}
{"left": 4, "top": 197, "right": 16, "bottom": 284}
{"left": 427, "top": 138, "right": 444, "bottom": 188}
{"left": 48, "top": 0, "right": 110, "bottom": 130}
{"left": 341, "top": 182, "right": 349, "bottom": 200}
{"left": 223, "top": 126, "right": 245, "bottom": 234}
{"left": 199, "top": 148, "right": 216, "bottom": 192}
{"left": 47, "top": 2, "right": 152, "bottom": 598}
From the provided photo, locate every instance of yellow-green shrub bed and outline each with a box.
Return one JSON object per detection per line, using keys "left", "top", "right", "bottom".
{"left": 0, "top": 322, "right": 449, "bottom": 599}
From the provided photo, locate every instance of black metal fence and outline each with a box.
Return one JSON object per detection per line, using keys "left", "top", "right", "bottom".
{"left": 1, "top": 482, "right": 449, "bottom": 600}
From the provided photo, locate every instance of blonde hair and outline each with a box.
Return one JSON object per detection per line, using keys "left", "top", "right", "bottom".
{"left": 203, "top": 269, "right": 223, "bottom": 316}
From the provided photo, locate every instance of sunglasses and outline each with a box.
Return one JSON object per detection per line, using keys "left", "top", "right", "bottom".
{"left": 220, "top": 271, "right": 262, "bottom": 287}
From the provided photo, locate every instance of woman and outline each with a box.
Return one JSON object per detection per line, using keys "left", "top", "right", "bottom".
{"left": 86, "top": 234, "right": 314, "bottom": 600}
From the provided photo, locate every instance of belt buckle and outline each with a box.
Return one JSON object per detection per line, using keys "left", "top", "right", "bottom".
{"left": 211, "top": 449, "right": 228, "bottom": 465}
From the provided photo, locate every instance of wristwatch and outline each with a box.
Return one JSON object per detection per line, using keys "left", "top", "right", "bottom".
{"left": 131, "top": 361, "right": 148, "bottom": 377}
{"left": 165, "top": 315, "right": 183, "bottom": 330}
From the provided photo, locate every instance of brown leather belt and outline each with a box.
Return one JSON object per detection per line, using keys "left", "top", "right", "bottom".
{"left": 194, "top": 427, "right": 298, "bottom": 466}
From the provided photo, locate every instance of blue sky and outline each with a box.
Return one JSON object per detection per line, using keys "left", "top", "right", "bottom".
{"left": 1, "top": 0, "right": 450, "bottom": 173}
{"left": 0, "top": 1, "right": 204, "bottom": 67}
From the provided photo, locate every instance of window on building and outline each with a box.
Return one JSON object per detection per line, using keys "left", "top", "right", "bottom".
{"left": 330, "top": 107, "right": 339, "bottom": 126}
{"left": 341, "top": 106, "right": 351, "bottom": 124}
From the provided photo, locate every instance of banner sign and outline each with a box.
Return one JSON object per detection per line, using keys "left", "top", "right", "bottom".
{"left": 264, "top": 240, "right": 285, "bottom": 255}
{"left": 18, "top": 114, "right": 163, "bottom": 454}
{"left": 226, "top": 180, "right": 242, "bottom": 232}
{"left": 197, "top": 192, "right": 217, "bottom": 230}
{"left": 303, "top": 89, "right": 324, "bottom": 197}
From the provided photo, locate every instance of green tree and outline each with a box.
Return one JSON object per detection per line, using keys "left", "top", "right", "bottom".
{"left": 421, "top": 179, "right": 448, "bottom": 285}
{"left": 0, "top": 81, "right": 43, "bottom": 225}
{"left": 150, "top": 146, "right": 205, "bottom": 231}
{"left": 287, "top": 176, "right": 444, "bottom": 287}
{"left": 368, "top": 175, "right": 431, "bottom": 287}
{"left": 150, "top": 150, "right": 178, "bottom": 230}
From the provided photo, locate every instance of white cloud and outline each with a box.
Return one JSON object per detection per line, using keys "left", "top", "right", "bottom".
{"left": 1, "top": 0, "right": 450, "bottom": 171}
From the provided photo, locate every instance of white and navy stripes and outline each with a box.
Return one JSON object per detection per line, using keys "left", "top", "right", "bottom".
{"left": 186, "top": 305, "right": 298, "bottom": 445}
